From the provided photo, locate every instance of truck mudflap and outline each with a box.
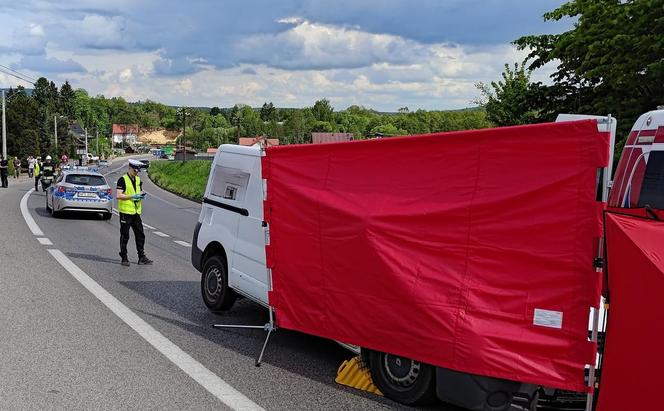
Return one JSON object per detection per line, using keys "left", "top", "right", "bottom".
{"left": 435, "top": 367, "right": 538, "bottom": 411}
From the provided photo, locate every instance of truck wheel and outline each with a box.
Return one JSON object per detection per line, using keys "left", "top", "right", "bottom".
{"left": 368, "top": 350, "right": 437, "bottom": 405}
{"left": 201, "top": 256, "right": 237, "bottom": 312}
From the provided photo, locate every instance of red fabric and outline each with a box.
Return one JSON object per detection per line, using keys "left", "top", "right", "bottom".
{"left": 264, "top": 121, "right": 608, "bottom": 391}
{"left": 596, "top": 213, "right": 664, "bottom": 410}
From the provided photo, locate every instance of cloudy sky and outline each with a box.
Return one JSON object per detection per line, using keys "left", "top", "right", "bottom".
{"left": 0, "top": 1, "right": 571, "bottom": 111}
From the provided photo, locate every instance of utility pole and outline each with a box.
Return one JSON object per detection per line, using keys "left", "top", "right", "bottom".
{"left": 54, "top": 115, "right": 58, "bottom": 151}
{"left": 84, "top": 127, "right": 88, "bottom": 163}
{"left": 96, "top": 129, "right": 99, "bottom": 159}
{"left": 1, "top": 90, "right": 6, "bottom": 160}
{"left": 181, "top": 107, "right": 187, "bottom": 161}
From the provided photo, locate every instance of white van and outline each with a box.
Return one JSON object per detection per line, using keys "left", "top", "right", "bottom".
{"left": 192, "top": 144, "right": 268, "bottom": 311}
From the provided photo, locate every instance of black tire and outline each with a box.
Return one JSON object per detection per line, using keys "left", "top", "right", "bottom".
{"left": 201, "top": 256, "right": 237, "bottom": 312}
{"left": 102, "top": 212, "right": 112, "bottom": 220}
{"left": 368, "top": 350, "right": 437, "bottom": 405}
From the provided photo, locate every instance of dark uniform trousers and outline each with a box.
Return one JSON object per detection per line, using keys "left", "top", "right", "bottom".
{"left": 119, "top": 213, "right": 146, "bottom": 258}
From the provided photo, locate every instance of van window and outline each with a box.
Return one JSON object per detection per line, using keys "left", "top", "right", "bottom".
{"left": 637, "top": 151, "right": 664, "bottom": 209}
{"left": 210, "top": 165, "right": 250, "bottom": 202}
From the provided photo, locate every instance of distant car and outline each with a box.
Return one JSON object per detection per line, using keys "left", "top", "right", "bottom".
{"left": 46, "top": 170, "right": 113, "bottom": 219}
{"left": 138, "top": 159, "right": 150, "bottom": 168}
{"left": 86, "top": 153, "right": 100, "bottom": 162}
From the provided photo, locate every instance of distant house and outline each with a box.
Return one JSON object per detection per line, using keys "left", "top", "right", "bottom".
{"left": 112, "top": 124, "right": 139, "bottom": 145}
{"left": 311, "top": 132, "right": 354, "bottom": 144}
{"left": 238, "top": 137, "right": 280, "bottom": 147}
{"left": 68, "top": 123, "right": 87, "bottom": 152}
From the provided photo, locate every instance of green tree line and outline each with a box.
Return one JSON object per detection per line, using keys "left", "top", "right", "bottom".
{"left": 476, "top": 0, "right": 663, "bottom": 156}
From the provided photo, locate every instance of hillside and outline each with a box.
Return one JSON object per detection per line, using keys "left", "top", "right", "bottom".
{"left": 138, "top": 129, "right": 180, "bottom": 145}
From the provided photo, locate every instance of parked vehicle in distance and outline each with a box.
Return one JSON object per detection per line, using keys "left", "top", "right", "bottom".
{"left": 46, "top": 169, "right": 113, "bottom": 219}
{"left": 86, "top": 153, "right": 100, "bottom": 162}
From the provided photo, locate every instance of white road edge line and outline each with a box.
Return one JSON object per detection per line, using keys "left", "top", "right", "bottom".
{"left": 143, "top": 223, "right": 156, "bottom": 230}
{"left": 174, "top": 240, "right": 191, "bottom": 247}
{"left": 20, "top": 188, "right": 44, "bottom": 236}
{"left": 21, "top": 188, "right": 262, "bottom": 410}
{"left": 37, "top": 237, "right": 53, "bottom": 245}
{"left": 47, "top": 250, "right": 263, "bottom": 411}
{"left": 153, "top": 231, "right": 170, "bottom": 238}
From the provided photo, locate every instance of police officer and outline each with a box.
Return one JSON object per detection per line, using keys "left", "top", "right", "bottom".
{"left": 34, "top": 157, "right": 42, "bottom": 191}
{"left": 0, "top": 155, "right": 8, "bottom": 188}
{"left": 116, "top": 159, "right": 153, "bottom": 267}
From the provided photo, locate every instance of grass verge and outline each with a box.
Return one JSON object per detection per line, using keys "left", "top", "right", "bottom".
{"left": 147, "top": 160, "right": 211, "bottom": 202}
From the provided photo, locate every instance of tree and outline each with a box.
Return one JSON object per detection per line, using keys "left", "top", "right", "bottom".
{"left": 260, "top": 102, "right": 277, "bottom": 122}
{"left": 210, "top": 106, "right": 221, "bottom": 116}
{"left": 475, "top": 62, "right": 539, "bottom": 126}
{"left": 59, "top": 81, "right": 76, "bottom": 118}
{"left": 311, "top": 98, "right": 334, "bottom": 122}
{"left": 514, "top": 0, "right": 664, "bottom": 143}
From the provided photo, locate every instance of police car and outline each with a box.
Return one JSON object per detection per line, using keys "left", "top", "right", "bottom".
{"left": 45, "top": 168, "right": 113, "bottom": 219}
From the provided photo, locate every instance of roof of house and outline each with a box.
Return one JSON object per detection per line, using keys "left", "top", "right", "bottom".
{"left": 238, "top": 137, "right": 280, "bottom": 147}
{"left": 311, "top": 132, "right": 354, "bottom": 144}
{"left": 112, "top": 124, "right": 140, "bottom": 135}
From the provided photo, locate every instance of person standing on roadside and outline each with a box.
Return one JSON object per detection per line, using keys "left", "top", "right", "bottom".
{"left": 13, "top": 157, "right": 21, "bottom": 178}
{"left": 34, "top": 157, "right": 41, "bottom": 191}
{"left": 27, "top": 155, "right": 35, "bottom": 178}
{"left": 116, "top": 159, "right": 153, "bottom": 267}
{"left": 0, "top": 155, "right": 8, "bottom": 187}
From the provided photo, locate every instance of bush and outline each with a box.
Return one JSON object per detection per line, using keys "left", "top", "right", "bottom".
{"left": 147, "top": 160, "right": 211, "bottom": 202}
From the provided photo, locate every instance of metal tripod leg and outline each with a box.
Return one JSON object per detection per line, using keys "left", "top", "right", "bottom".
{"left": 211, "top": 308, "right": 277, "bottom": 367}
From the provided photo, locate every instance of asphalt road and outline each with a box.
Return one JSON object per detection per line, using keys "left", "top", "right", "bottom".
{"left": 0, "top": 157, "right": 435, "bottom": 410}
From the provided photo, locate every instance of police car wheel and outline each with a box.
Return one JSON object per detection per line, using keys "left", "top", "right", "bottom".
{"left": 201, "top": 256, "right": 237, "bottom": 312}
{"left": 102, "top": 212, "right": 112, "bottom": 220}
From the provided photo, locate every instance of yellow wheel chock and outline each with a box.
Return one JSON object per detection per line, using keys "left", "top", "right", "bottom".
{"left": 335, "top": 356, "right": 383, "bottom": 396}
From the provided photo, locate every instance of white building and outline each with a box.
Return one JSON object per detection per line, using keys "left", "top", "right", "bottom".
{"left": 112, "top": 124, "right": 139, "bottom": 145}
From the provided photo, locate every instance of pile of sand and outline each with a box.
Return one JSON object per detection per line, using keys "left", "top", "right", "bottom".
{"left": 138, "top": 129, "right": 180, "bottom": 145}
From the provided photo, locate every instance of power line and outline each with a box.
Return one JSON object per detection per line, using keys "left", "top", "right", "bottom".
{"left": 0, "top": 64, "right": 37, "bottom": 82}
{"left": 0, "top": 67, "right": 34, "bottom": 86}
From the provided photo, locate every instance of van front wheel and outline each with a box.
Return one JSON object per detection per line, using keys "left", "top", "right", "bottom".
{"left": 201, "top": 256, "right": 237, "bottom": 312}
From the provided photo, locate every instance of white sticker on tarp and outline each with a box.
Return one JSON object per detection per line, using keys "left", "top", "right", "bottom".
{"left": 533, "top": 308, "right": 563, "bottom": 329}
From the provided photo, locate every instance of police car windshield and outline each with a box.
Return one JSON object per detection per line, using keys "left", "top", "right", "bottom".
{"left": 65, "top": 174, "right": 106, "bottom": 186}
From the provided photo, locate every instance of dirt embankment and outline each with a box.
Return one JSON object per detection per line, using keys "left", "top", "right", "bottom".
{"left": 138, "top": 129, "right": 180, "bottom": 145}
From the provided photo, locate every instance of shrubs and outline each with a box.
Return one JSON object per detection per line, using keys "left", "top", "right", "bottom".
{"left": 147, "top": 160, "right": 211, "bottom": 202}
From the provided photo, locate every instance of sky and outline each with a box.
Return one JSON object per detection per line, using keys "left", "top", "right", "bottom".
{"left": 0, "top": 1, "right": 572, "bottom": 112}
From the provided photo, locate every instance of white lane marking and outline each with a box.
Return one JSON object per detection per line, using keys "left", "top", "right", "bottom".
{"left": 37, "top": 237, "right": 53, "bottom": 245}
{"left": 174, "top": 240, "right": 191, "bottom": 247}
{"left": 153, "top": 231, "right": 170, "bottom": 238}
{"left": 20, "top": 188, "right": 44, "bottom": 236}
{"left": 143, "top": 190, "right": 200, "bottom": 215}
{"left": 47, "top": 250, "right": 263, "bottom": 411}
{"left": 112, "top": 207, "right": 154, "bottom": 228}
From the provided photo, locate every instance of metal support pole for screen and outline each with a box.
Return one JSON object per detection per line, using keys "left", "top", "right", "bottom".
{"left": 211, "top": 306, "right": 276, "bottom": 367}
{"left": 586, "top": 115, "right": 614, "bottom": 411}
{"left": 211, "top": 140, "right": 276, "bottom": 367}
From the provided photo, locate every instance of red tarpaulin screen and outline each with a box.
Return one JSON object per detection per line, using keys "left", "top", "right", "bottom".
{"left": 596, "top": 212, "right": 664, "bottom": 410}
{"left": 263, "top": 121, "right": 608, "bottom": 391}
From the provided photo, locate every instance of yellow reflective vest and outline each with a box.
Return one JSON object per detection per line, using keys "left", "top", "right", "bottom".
{"left": 118, "top": 174, "right": 142, "bottom": 215}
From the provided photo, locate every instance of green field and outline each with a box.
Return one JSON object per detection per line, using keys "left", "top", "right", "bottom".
{"left": 147, "top": 160, "right": 211, "bottom": 202}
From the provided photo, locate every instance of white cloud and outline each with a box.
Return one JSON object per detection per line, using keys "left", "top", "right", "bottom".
{"left": 118, "top": 68, "right": 133, "bottom": 83}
